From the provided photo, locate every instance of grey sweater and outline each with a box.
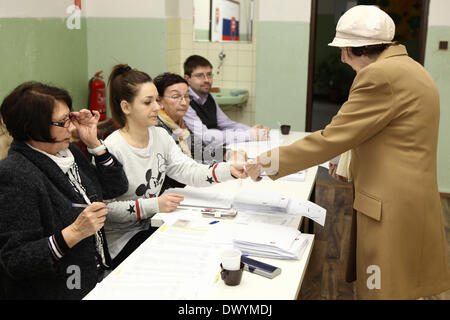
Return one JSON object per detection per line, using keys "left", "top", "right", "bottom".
{"left": 0, "top": 141, "right": 128, "bottom": 299}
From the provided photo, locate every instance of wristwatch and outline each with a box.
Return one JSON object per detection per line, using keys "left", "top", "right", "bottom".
{"left": 87, "top": 139, "right": 107, "bottom": 155}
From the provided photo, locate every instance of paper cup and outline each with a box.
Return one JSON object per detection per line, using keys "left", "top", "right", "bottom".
{"left": 220, "top": 248, "right": 242, "bottom": 271}
{"left": 280, "top": 125, "right": 291, "bottom": 135}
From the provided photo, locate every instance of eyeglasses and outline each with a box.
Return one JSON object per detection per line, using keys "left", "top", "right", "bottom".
{"left": 51, "top": 115, "right": 73, "bottom": 128}
{"left": 164, "top": 95, "right": 192, "bottom": 103}
{"left": 191, "top": 73, "right": 213, "bottom": 80}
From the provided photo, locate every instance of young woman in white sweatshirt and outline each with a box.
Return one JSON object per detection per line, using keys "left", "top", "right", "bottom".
{"left": 103, "top": 64, "right": 247, "bottom": 267}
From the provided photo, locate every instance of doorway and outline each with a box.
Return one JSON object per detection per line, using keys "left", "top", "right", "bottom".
{"left": 306, "top": 0, "right": 430, "bottom": 132}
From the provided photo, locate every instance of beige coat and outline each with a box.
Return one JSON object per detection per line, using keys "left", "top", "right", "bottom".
{"left": 260, "top": 45, "right": 450, "bottom": 299}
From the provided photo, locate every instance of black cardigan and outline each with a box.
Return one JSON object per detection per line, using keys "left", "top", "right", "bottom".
{"left": 0, "top": 141, "right": 128, "bottom": 299}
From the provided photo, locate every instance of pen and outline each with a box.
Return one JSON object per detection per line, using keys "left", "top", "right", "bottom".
{"left": 71, "top": 203, "right": 89, "bottom": 208}
{"left": 209, "top": 220, "right": 220, "bottom": 225}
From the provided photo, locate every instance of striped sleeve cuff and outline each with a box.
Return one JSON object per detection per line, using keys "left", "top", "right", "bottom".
{"left": 94, "top": 150, "right": 115, "bottom": 167}
{"left": 211, "top": 162, "right": 234, "bottom": 183}
{"left": 48, "top": 231, "right": 70, "bottom": 263}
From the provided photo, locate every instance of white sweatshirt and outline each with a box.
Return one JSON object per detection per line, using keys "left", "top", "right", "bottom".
{"left": 103, "top": 126, "right": 234, "bottom": 258}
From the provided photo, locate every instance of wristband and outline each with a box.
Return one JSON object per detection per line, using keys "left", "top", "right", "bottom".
{"left": 87, "top": 139, "right": 106, "bottom": 155}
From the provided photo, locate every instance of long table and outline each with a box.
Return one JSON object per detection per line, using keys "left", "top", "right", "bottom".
{"left": 84, "top": 131, "right": 318, "bottom": 300}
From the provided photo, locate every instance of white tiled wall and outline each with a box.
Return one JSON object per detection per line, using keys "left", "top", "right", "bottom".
{"left": 429, "top": 0, "right": 450, "bottom": 26}
{"left": 167, "top": 17, "right": 258, "bottom": 126}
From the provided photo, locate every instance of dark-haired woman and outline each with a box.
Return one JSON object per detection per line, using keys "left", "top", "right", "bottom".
{"left": 153, "top": 72, "right": 247, "bottom": 194}
{"left": 0, "top": 82, "right": 128, "bottom": 299}
{"left": 102, "top": 65, "right": 247, "bottom": 267}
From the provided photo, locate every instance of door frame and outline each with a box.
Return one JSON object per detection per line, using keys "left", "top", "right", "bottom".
{"left": 305, "top": 0, "right": 431, "bottom": 132}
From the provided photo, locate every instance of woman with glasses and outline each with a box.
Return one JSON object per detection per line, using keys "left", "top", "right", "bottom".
{"left": 153, "top": 72, "right": 247, "bottom": 193}
{"left": 0, "top": 82, "right": 128, "bottom": 299}
{"left": 102, "top": 64, "right": 247, "bottom": 268}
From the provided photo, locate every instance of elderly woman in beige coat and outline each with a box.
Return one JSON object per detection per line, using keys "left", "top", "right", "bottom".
{"left": 247, "top": 5, "right": 450, "bottom": 299}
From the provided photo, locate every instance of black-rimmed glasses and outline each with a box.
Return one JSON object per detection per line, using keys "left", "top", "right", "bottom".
{"left": 51, "top": 115, "right": 74, "bottom": 128}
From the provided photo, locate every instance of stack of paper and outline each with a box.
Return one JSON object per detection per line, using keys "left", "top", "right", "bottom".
{"left": 231, "top": 223, "right": 309, "bottom": 260}
{"left": 164, "top": 187, "right": 234, "bottom": 209}
{"left": 232, "top": 189, "right": 290, "bottom": 213}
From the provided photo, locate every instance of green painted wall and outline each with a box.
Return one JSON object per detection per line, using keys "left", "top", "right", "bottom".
{"left": 0, "top": 18, "right": 88, "bottom": 109}
{"left": 0, "top": 18, "right": 167, "bottom": 114}
{"left": 86, "top": 18, "right": 167, "bottom": 89}
{"left": 255, "top": 21, "right": 310, "bottom": 131}
{"left": 425, "top": 26, "right": 450, "bottom": 193}
{"left": 86, "top": 18, "right": 167, "bottom": 117}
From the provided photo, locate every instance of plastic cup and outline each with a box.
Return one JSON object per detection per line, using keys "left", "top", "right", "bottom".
{"left": 220, "top": 248, "right": 242, "bottom": 271}
{"left": 221, "top": 262, "right": 244, "bottom": 286}
{"left": 280, "top": 125, "right": 291, "bottom": 135}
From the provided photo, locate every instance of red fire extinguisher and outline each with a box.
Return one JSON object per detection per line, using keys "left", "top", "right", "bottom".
{"left": 88, "top": 71, "right": 107, "bottom": 121}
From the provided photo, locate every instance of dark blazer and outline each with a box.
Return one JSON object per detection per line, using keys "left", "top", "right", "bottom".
{"left": 0, "top": 141, "right": 128, "bottom": 299}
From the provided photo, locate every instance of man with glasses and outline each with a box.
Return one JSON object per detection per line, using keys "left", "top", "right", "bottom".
{"left": 183, "top": 55, "right": 270, "bottom": 147}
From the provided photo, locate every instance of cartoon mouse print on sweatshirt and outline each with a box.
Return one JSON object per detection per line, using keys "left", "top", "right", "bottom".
{"left": 135, "top": 154, "right": 166, "bottom": 198}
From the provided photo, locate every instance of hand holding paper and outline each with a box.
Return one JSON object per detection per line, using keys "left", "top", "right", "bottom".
{"left": 227, "top": 149, "right": 249, "bottom": 179}
{"left": 158, "top": 193, "right": 185, "bottom": 213}
{"left": 244, "top": 160, "right": 263, "bottom": 182}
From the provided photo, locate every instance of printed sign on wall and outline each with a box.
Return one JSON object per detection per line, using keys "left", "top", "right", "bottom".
{"left": 211, "top": 0, "right": 240, "bottom": 42}
{"left": 222, "top": 0, "right": 240, "bottom": 41}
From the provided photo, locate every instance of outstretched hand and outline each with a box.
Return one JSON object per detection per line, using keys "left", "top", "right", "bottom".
{"left": 245, "top": 160, "right": 263, "bottom": 182}
{"left": 230, "top": 164, "right": 248, "bottom": 179}
{"left": 226, "top": 149, "right": 248, "bottom": 179}
{"left": 158, "top": 193, "right": 184, "bottom": 213}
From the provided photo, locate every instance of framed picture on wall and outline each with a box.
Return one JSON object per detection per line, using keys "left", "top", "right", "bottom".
{"left": 211, "top": 0, "right": 240, "bottom": 42}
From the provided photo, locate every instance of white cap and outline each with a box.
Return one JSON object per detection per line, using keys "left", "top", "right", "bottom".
{"left": 329, "top": 5, "right": 395, "bottom": 48}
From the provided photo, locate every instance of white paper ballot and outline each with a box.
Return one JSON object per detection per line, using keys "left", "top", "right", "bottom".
{"left": 230, "top": 222, "right": 309, "bottom": 260}
{"left": 163, "top": 187, "right": 234, "bottom": 209}
{"left": 233, "top": 189, "right": 290, "bottom": 213}
{"left": 287, "top": 199, "right": 327, "bottom": 227}
{"left": 263, "top": 170, "right": 306, "bottom": 182}
{"left": 86, "top": 225, "right": 219, "bottom": 300}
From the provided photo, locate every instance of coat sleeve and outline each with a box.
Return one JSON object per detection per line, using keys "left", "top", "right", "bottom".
{"left": 92, "top": 152, "right": 129, "bottom": 200}
{"left": 259, "top": 65, "right": 397, "bottom": 179}
{"left": 0, "top": 173, "right": 59, "bottom": 280}
{"left": 70, "top": 145, "right": 129, "bottom": 200}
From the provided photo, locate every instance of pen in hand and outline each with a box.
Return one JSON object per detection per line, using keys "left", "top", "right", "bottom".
{"left": 71, "top": 203, "right": 89, "bottom": 208}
